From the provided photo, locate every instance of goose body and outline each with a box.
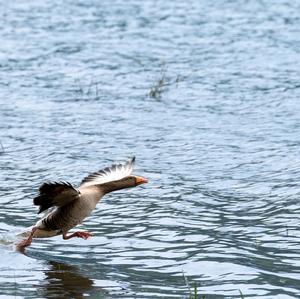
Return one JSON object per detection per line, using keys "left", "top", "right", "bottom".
{"left": 17, "top": 157, "right": 147, "bottom": 249}
{"left": 33, "top": 185, "right": 102, "bottom": 238}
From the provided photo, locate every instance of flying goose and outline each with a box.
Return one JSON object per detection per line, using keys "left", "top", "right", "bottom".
{"left": 17, "top": 157, "right": 147, "bottom": 249}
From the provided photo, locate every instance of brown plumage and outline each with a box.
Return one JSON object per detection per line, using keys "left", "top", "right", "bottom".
{"left": 17, "top": 157, "right": 147, "bottom": 250}
{"left": 34, "top": 181, "right": 80, "bottom": 214}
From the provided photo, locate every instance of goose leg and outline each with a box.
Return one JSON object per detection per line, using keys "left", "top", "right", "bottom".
{"left": 16, "top": 226, "right": 38, "bottom": 250}
{"left": 62, "top": 231, "right": 92, "bottom": 240}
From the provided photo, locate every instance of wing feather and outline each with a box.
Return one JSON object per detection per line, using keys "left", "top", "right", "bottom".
{"left": 80, "top": 157, "right": 135, "bottom": 187}
{"left": 33, "top": 181, "right": 80, "bottom": 214}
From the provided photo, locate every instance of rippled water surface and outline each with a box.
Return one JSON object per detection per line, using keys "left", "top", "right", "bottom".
{"left": 1, "top": 0, "right": 300, "bottom": 298}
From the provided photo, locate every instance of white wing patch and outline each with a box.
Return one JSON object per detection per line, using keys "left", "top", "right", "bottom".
{"left": 80, "top": 157, "right": 135, "bottom": 187}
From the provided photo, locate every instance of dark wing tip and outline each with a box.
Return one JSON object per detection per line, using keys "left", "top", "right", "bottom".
{"left": 33, "top": 195, "right": 49, "bottom": 214}
{"left": 34, "top": 181, "right": 79, "bottom": 214}
{"left": 33, "top": 195, "right": 44, "bottom": 206}
{"left": 38, "top": 206, "right": 46, "bottom": 214}
{"left": 130, "top": 156, "right": 136, "bottom": 164}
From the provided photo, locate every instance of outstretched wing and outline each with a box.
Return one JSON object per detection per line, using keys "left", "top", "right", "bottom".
{"left": 80, "top": 157, "right": 135, "bottom": 187}
{"left": 33, "top": 181, "right": 80, "bottom": 214}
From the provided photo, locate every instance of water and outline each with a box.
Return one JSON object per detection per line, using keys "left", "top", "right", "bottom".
{"left": 0, "top": 0, "right": 300, "bottom": 298}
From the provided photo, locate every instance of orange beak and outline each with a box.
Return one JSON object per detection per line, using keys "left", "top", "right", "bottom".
{"left": 135, "top": 176, "right": 148, "bottom": 185}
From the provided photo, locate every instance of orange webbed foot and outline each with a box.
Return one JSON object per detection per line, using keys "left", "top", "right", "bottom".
{"left": 74, "top": 231, "right": 93, "bottom": 240}
{"left": 15, "top": 227, "right": 37, "bottom": 252}
{"left": 63, "top": 231, "right": 92, "bottom": 240}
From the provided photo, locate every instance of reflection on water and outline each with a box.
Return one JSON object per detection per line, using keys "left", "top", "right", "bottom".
{"left": 1, "top": 0, "right": 300, "bottom": 298}
{"left": 39, "top": 261, "right": 103, "bottom": 299}
{"left": 0, "top": 242, "right": 120, "bottom": 298}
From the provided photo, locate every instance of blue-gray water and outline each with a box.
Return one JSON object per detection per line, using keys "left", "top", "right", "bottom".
{"left": 0, "top": 1, "right": 300, "bottom": 298}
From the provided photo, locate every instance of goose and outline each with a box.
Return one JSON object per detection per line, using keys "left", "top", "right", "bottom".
{"left": 17, "top": 157, "right": 147, "bottom": 250}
